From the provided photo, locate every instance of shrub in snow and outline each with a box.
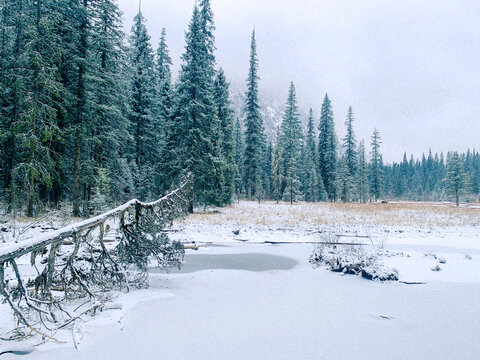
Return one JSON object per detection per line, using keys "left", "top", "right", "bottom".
{"left": 310, "top": 238, "right": 398, "bottom": 281}
{"left": 424, "top": 252, "right": 447, "bottom": 264}
{"left": 431, "top": 264, "right": 442, "bottom": 271}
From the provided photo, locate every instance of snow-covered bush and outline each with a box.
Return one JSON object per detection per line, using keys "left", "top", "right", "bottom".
{"left": 310, "top": 236, "right": 398, "bottom": 281}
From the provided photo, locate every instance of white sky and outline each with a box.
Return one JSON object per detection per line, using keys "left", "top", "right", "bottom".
{"left": 117, "top": 0, "right": 480, "bottom": 162}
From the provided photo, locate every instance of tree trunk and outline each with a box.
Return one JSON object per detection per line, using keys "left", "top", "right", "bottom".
{"left": 72, "top": 0, "right": 89, "bottom": 216}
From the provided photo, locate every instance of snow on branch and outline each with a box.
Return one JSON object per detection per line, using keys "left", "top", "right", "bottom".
{"left": 0, "top": 174, "right": 193, "bottom": 341}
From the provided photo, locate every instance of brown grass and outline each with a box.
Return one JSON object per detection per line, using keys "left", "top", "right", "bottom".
{"left": 180, "top": 201, "right": 480, "bottom": 229}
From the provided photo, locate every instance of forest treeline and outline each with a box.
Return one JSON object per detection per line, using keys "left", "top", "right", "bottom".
{"left": 0, "top": 0, "right": 476, "bottom": 217}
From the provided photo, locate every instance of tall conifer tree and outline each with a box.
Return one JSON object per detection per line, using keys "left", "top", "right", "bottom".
{"left": 303, "top": 109, "right": 319, "bottom": 202}
{"left": 214, "top": 68, "right": 236, "bottom": 204}
{"left": 153, "top": 28, "right": 173, "bottom": 195}
{"left": 163, "top": 2, "right": 226, "bottom": 207}
{"left": 234, "top": 118, "right": 244, "bottom": 197}
{"left": 369, "top": 128, "right": 383, "bottom": 201}
{"left": 278, "top": 82, "right": 303, "bottom": 203}
{"left": 90, "top": 0, "right": 130, "bottom": 205}
{"left": 356, "top": 140, "right": 369, "bottom": 203}
{"left": 318, "top": 94, "right": 337, "bottom": 201}
{"left": 243, "top": 30, "right": 266, "bottom": 200}
{"left": 128, "top": 10, "right": 156, "bottom": 200}
{"left": 342, "top": 106, "right": 357, "bottom": 176}
{"left": 445, "top": 151, "right": 466, "bottom": 206}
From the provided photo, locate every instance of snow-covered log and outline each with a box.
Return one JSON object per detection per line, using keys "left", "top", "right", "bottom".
{"left": 0, "top": 174, "right": 193, "bottom": 341}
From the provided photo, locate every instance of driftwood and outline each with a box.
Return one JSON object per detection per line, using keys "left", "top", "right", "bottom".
{"left": 0, "top": 174, "right": 193, "bottom": 341}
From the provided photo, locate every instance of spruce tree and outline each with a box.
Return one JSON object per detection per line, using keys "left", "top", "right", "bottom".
{"left": 153, "top": 28, "right": 173, "bottom": 194}
{"left": 214, "top": 68, "right": 236, "bottom": 204}
{"left": 318, "top": 175, "right": 328, "bottom": 202}
{"left": 303, "top": 109, "right": 319, "bottom": 202}
{"left": 342, "top": 106, "right": 357, "bottom": 176}
{"left": 445, "top": 151, "right": 466, "bottom": 206}
{"left": 90, "top": 0, "right": 130, "bottom": 205}
{"left": 336, "top": 159, "right": 354, "bottom": 203}
{"left": 71, "top": 0, "right": 92, "bottom": 216}
{"left": 272, "top": 134, "right": 283, "bottom": 203}
{"left": 278, "top": 82, "right": 303, "bottom": 203}
{"left": 234, "top": 117, "right": 244, "bottom": 197}
{"left": 369, "top": 128, "right": 383, "bottom": 201}
{"left": 243, "top": 29, "right": 266, "bottom": 200}
{"left": 356, "top": 140, "right": 369, "bottom": 203}
{"left": 318, "top": 94, "right": 337, "bottom": 201}
{"left": 163, "top": 2, "right": 225, "bottom": 207}
{"left": 264, "top": 142, "right": 273, "bottom": 199}
{"left": 5, "top": 0, "right": 67, "bottom": 216}
{"left": 128, "top": 10, "right": 156, "bottom": 200}
{"left": 156, "top": 28, "right": 172, "bottom": 86}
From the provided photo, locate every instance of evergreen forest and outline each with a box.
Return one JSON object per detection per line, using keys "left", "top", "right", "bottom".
{"left": 0, "top": 0, "right": 477, "bottom": 217}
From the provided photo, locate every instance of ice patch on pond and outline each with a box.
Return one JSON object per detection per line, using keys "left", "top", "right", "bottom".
{"left": 162, "top": 252, "right": 298, "bottom": 273}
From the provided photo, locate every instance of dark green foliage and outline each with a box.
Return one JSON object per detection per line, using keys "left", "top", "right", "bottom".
{"left": 278, "top": 82, "right": 303, "bottom": 203}
{"left": 161, "top": 2, "right": 227, "bottom": 208}
{"left": 0, "top": 0, "right": 479, "bottom": 215}
{"left": 1, "top": 0, "right": 65, "bottom": 216}
{"left": 234, "top": 117, "right": 244, "bottom": 197}
{"left": 336, "top": 159, "right": 354, "bottom": 203}
{"left": 369, "top": 128, "right": 383, "bottom": 201}
{"left": 90, "top": 0, "right": 131, "bottom": 207}
{"left": 243, "top": 30, "right": 266, "bottom": 200}
{"left": 128, "top": 11, "right": 156, "bottom": 200}
{"left": 445, "top": 152, "right": 466, "bottom": 206}
{"left": 153, "top": 28, "right": 173, "bottom": 195}
{"left": 118, "top": 215, "right": 184, "bottom": 272}
{"left": 272, "top": 134, "right": 283, "bottom": 203}
{"left": 318, "top": 94, "right": 337, "bottom": 201}
{"left": 356, "top": 140, "right": 369, "bottom": 203}
{"left": 302, "top": 109, "right": 319, "bottom": 202}
{"left": 263, "top": 142, "right": 273, "bottom": 199}
{"left": 214, "top": 68, "right": 236, "bottom": 204}
{"left": 342, "top": 106, "right": 357, "bottom": 176}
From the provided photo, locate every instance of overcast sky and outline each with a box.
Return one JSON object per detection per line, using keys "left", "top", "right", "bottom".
{"left": 117, "top": 0, "right": 480, "bottom": 162}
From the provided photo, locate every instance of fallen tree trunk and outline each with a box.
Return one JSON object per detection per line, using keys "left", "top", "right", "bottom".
{"left": 0, "top": 174, "right": 193, "bottom": 341}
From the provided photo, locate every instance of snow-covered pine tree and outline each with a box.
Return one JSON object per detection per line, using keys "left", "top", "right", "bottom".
{"left": 278, "top": 82, "right": 303, "bottom": 203}
{"left": 336, "top": 159, "right": 354, "bottom": 203}
{"left": 356, "top": 140, "right": 369, "bottom": 203}
{"left": 303, "top": 109, "right": 319, "bottom": 202}
{"left": 0, "top": 1, "right": 8, "bottom": 197}
{"left": 156, "top": 28, "right": 173, "bottom": 85}
{"left": 128, "top": 10, "right": 156, "bottom": 200}
{"left": 445, "top": 151, "right": 466, "bottom": 206}
{"left": 243, "top": 29, "right": 266, "bottom": 200}
{"left": 272, "top": 132, "right": 283, "bottom": 203}
{"left": 318, "top": 175, "right": 328, "bottom": 202}
{"left": 342, "top": 106, "right": 357, "bottom": 177}
{"left": 234, "top": 117, "right": 244, "bottom": 197}
{"left": 6, "top": 0, "right": 67, "bottom": 216}
{"left": 264, "top": 141, "right": 273, "bottom": 199}
{"left": 214, "top": 68, "right": 236, "bottom": 205}
{"left": 89, "top": 0, "right": 131, "bottom": 206}
{"left": 318, "top": 94, "right": 337, "bottom": 202}
{"left": 163, "top": 2, "right": 226, "bottom": 208}
{"left": 153, "top": 28, "right": 173, "bottom": 195}
{"left": 369, "top": 128, "right": 383, "bottom": 201}
{"left": 0, "top": 0, "right": 19, "bottom": 208}
{"left": 70, "top": 0, "right": 93, "bottom": 216}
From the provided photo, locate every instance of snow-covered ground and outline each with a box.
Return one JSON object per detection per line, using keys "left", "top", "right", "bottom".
{"left": 1, "top": 201, "right": 479, "bottom": 359}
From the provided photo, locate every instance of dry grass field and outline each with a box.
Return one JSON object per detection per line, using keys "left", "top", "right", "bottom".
{"left": 183, "top": 201, "right": 480, "bottom": 229}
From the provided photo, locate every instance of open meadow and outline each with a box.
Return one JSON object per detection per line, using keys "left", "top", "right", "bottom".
{"left": 1, "top": 200, "right": 479, "bottom": 359}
